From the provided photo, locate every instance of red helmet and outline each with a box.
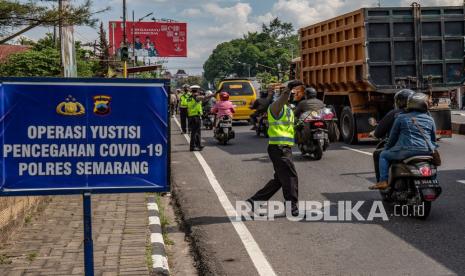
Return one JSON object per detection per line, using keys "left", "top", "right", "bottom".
{"left": 220, "top": 92, "right": 230, "bottom": 101}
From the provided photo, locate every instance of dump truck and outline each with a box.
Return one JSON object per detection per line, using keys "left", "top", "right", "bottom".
{"left": 294, "top": 4, "right": 462, "bottom": 144}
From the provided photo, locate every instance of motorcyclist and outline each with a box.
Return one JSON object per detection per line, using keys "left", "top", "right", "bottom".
{"left": 294, "top": 87, "right": 325, "bottom": 119}
{"left": 250, "top": 89, "right": 273, "bottom": 130}
{"left": 372, "top": 89, "right": 415, "bottom": 181}
{"left": 372, "top": 89, "right": 415, "bottom": 139}
{"left": 369, "top": 92, "right": 437, "bottom": 190}
{"left": 202, "top": 90, "right": 216, "bottom": 114}
{"left": 211, "top": 92, "right": 235, "bottom": 128}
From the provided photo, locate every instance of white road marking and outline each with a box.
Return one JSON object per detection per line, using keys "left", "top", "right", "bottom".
{"left": 152, "top": 254, "right": 170, "bottom": 271}
{"left": 151, "top": 233, "right": 164, "bottom": 244}
{"left": 342, "top": 146, "right": 373, "bottom": 156}
{"left": 147, "top": 202, "right": 159, "bottom": 212}
{"left": 173, "top": 117, "right": 277, "bottom": 276}
{"left": 149, "top": 216, "right": 161, "bottom": 226}
{"left": 458, "top": 180, "right": 465, "bottom": 184}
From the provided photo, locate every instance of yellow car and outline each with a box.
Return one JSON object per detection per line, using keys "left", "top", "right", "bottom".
{"left": 216, "top": 79, "right": 257, "bottom": 121}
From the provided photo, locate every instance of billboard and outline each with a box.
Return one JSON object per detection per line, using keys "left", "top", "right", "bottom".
{"left": 109, "top": 21, "right": 187, "bottom": 58}
{"left": 0, "top": 78, "right": 170, "bottom": 196}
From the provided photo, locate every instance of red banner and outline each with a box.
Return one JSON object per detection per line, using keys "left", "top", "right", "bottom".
{"left": 109, "top": 21, "right": 187, "bottom": 57}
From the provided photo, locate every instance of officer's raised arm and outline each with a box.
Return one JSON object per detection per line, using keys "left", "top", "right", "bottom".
{"left": 270, "top": 80, "right": 304, "bottom": 118}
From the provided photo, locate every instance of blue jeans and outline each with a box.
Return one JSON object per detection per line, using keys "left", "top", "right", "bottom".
{"left": 379, "top": 149, "right": 431, "bottom": 182}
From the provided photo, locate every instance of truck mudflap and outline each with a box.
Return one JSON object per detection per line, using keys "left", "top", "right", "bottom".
{"left": 430, "top": 109, "right": 452, "bottom": 138}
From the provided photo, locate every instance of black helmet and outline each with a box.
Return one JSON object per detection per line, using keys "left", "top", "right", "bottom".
{"left": 407, "top": 92, "right": 429, "bottom": 112}
{"left": 305, "top": 87, "right": 317, "bottom": 99}
{"left": 394, "top": 89, "right": 415, "bottom": 109}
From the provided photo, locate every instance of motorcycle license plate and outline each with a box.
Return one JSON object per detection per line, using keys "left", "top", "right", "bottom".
{"left": 220, "top": 123, "right": 231, "bottom": 127}
{"left": 414, "top": 179, "right": 439, "bottom": 188}
{"left": 313, "top": 133, "right": 327, "bottom": 139}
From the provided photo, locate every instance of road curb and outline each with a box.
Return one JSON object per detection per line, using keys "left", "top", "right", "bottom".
{"left": 452, "top": 122, "right": 465, "bottom": 135}
{"left": 147, "top": 195, "right": 170, "bottom": 276}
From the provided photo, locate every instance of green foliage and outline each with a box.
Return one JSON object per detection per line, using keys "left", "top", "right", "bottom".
{"left": 0, "top": 254, "right": 12, "bottom": 265}
{"left": 176, "top": 76, "right": 205, "bottom": 89}
{"left": 0, "top": 32, "right": 101, "bottom": 77}
{"left": 26, "top": 252, "right": 37, "bottom": 262}
{"left": 203, "top": 18, "right": 298, "bottom": 82}
{"left": 0, "top": 47, "right": 61, "bottom": 77}
{"left": 0, "top": 0, "right": 108, "bottom": 37}
{"left": 256, "top": 72, "right": 279, "bottom": 88}
{"left": 95, "top": 22, "right": 110, "bottom": 77}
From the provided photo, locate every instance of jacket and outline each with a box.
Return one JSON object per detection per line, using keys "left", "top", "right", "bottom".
{"left": 386, "top": 111, "right": 437, "bottom": 152}
{"left": 374, "top": 109, "right": 403, "bottom": 139}
{"left": 211, "top": 100, "right": 235, "bottom": 117}
{"left": 252, "top": 98, "right": 271, "bottom": 113}
{"left": 294, "top": 98, "right": 325, "bottom": 119}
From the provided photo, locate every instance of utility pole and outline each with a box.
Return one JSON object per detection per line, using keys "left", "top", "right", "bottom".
{"left": 123, "top": 0, "right": 127, "bottom": 45}
{"left": 58, "top": 0, "right": 63, "bottom": 75}
{"left": 60, "top": 0, "right": 77, "bottom": 77}
{"left": 133, "top": 10, "right": 136, "bottom": 66}
{"left": 123, "top": 0, "right": 128, "bottom": 77}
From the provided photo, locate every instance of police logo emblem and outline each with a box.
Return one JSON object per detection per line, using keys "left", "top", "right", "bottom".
{"left": 93, "top": 95, "right": 112, "bottom": 115}
{"left": 56, "top": 95, "right": 85, "bottom": 116}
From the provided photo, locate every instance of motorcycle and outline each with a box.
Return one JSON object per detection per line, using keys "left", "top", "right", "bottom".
{"left": 375, "top": 140, "right": 442, "bottom": 219}
{"left": 202, "top": 112, "right": 215, "bottom": 130}
{"left": 296, "top": 108, "right": 335, "bottom": 160}
{"left": 214, "top": 115, "right": 235, "bottom": 145}
{"left": 255, "top": 113, "right": 269, "bottom": 137}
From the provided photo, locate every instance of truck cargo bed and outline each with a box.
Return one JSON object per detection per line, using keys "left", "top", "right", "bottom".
{"left": 300, "top": 5, "right": 465, "bottom": 93}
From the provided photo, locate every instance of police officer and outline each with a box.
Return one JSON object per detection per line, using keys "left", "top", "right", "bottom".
{"left": 187, "top": 85, "right": 205, "bottom": 151}
{"left": 247, "top": 80, "right": 304, "bottom": 216}
{"left": 179, "top": 84, "right": 191, "bottom": 134}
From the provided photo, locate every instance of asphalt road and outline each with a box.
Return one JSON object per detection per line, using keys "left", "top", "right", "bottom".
{"left": 171, "top": 117, "right": 465, "bottom": 276}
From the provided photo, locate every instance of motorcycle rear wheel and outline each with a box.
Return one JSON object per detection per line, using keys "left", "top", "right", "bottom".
{"left": 312, "top": 142, "right": 323, "bottom": 160}
{"left": 415, "top": 201, "right": 432, "bottom": 220}
{"left": 379, "top": 190, "right": 393, "bottom": 202}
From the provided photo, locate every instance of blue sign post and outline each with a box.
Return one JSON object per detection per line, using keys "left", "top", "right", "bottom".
{"left": 0, "top": 78, "right": 171, "bottom": 275}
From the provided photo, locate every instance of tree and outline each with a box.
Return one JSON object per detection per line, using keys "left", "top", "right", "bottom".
{"left": 0, "top": 33, "right": 99, "bottom": 77}
{"left": 95, "top": 22, "right": 110, "bottom": 77}
{"left": 203, "top": 18, "right": 298, "bottom": 83}
{"left": 0, "top": 48, "right": 61, "bottom": 77}
{"left": 262, "top": 18, "right": 294, "bottom": 40}
{"left": 176, "top": 76, "right": 205, "bottom": 89}
{"left": 0, "top": 0, "right": 108, "bottom": 44}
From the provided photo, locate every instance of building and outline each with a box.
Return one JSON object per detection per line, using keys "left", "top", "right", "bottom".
{"left": 0, "top": 45, "right": 31, "bottom": 63}
{"left": 174, "top": 69, "right": 188, "bottom": 79}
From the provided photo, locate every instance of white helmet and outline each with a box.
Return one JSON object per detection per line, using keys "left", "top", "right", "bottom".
{"left": 205, "top": 90, "right": 213, "bottom": 96}
{"left": 190, "top": 85, "right": 201, "bottom": 90}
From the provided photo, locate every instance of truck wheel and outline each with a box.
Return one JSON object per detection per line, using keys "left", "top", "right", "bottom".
{"left": 340, "top": 106, "right": 358, "bottom": 144}
{"left": 328, "top": 121, "right": 340, "bottom": 142}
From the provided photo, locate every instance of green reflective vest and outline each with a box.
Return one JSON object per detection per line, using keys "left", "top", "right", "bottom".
{"left": 180, "top": 92, "right": 191, "bottom": 108}
{"left": 267, "top": 105, "right": 295, "bottom": 146}
{"left": 187, "top": 98, "right": 203, "bottom": 117}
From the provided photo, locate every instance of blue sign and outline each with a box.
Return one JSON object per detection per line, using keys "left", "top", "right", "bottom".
{"left": 0, "top": 78, "right": 170, "bottom": 196}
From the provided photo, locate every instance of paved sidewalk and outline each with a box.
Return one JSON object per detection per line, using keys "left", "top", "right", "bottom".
{"left": 0, "top": 194, "right": 150, "bottom": 276}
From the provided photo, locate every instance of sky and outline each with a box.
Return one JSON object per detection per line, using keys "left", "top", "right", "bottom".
{"left": 21, "top": 0, "right": 463, "bottom": 75}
